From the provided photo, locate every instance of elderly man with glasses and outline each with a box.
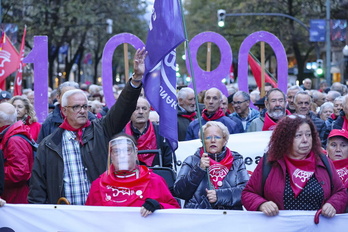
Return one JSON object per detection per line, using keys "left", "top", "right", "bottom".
{"left": 229, "top": 91, "right": 260, "bottom": 132}
{"left": 28, "top": 48, "right": 147, "bottom": 205}
{"left": 185, "top": 87, "right": 243, "bottom": 141}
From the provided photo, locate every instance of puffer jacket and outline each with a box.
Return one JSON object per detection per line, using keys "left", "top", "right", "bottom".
{"left": 173, "top": 148, "right": 249, "bottom": 209}
{"left": 28, "top": 81, "right": 141, "bottom": 204}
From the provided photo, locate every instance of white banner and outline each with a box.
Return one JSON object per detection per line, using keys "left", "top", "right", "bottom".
{"left": 176, "top": 131, "right": 272, "bottom": 174}
{"left": 0, "top": 204, "right": 347, "bottom": 232}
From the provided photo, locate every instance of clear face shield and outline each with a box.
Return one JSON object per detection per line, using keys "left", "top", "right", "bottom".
{"left": 108, "top": 136, "right": 138, "bottom": 173}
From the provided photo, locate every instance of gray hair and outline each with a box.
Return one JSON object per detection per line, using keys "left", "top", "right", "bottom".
{"left": 61, "top": 89, "right": 88, "bottom": 107}
{"left": 294, "top": 91, "right": 312, "bottom": 103}
{"left": 265, "top": 88, "right": 285, "bottom": 102}
{"left": 205, "top": 87, "right": 223, "bottom": 100}
{"left": 57, "top": 81, "right": 79, "bottom": 96}
{"left": 199, "top": 121, "right": 229, "bottom": 142}
{"left": 311, "top": 90, "right": 323, "bottom": 102}
{"left": 287, "top": 85, "right": 302, "bottom": 92}
{"left": 177, "top": 87, "right": 194, "bottom": 100}
{"left": 0, "top": 109, "right": 17, "bottom": 125}
{"left": 334, "top": 96, "right": 344, "bottom": 103}
{"left": 318, "top": 102, "right": 334, "bottom": 115}
{"left": 233, "top": 91, "right": 250, "bottom": 102}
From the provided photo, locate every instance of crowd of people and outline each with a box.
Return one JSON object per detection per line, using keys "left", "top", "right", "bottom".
{"left": 0, "top": 53, "right": 347, "bottom": 220}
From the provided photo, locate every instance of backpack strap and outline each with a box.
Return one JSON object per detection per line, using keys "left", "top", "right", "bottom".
{"left": 7, "top": 134, "right": 38, "bottom": 152}
{"left": 319, "top": 154, "right": 334, "bottom": 192}
{"left": 261, "top": 152, "right": 272, "bottom": 197}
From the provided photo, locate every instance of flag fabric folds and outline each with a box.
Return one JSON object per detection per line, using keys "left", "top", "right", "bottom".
{"left": 248, "top": 54, "right": 277, "bottom": 88}
{"left": 14, "top": 26, "right": 27, "bottom": 96}
{"left": 0, "top": 32, "right": 20, "bottom": 84}
{"left": 143, "top": 0, "right": 185, "bottom": 151}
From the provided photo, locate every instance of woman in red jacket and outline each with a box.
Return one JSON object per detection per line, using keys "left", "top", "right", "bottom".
{"left": 9, "top": 96, "right": 41, "bottom": 141}
{"left": 242, "top": 115, "right": 348, "bottom": 217}
{"left": 85, "top": 133, "right": 180, "bottom": 217}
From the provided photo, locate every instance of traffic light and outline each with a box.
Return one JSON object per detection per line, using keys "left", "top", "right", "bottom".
{"left": 217, "top": 9, "right": 226, "bottom": 27}
{"left": 106, "top": 19, "right": 113, "bottom": 34}
{"left": 315, "top": 59, "right": 324, "bottom": 77}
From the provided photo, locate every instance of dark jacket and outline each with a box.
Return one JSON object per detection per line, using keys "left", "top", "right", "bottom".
{"left": 173, "top": 149, "right": 249, "bottom": 209}
{"left": 37, "top": 104, "right": 96, "bottom": 143}
{"left": 177, "top": 107, "right": 196, "bottom": 141}
{"left": 242, "top": 156, "right": 348, "bottom": 213}
{"left": 322, "top": 111, "right": 345, "bottom": 147}
{"left": 308, "top": 111, "right": 326, "bottom": 145}
{"left": 28, "top": 82, "right": 141, "bottom": 204}
{"left": 125, "top": 121, "right": 175, "bottom": 168}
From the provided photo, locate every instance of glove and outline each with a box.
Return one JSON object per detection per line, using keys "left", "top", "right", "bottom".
{"left": 142, "top": 198, "right": 161, "bottom": 213}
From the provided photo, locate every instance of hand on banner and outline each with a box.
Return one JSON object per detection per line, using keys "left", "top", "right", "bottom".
{"left": 321, "top": 203, "right": 336, "bottom": 218}
{"left": 0, "top": 198, "right": 6, "bottom": 207}
{"left": 206, "top": 189, "right": 217, "bottom": 203}
{"left": 140, "top": 198, "right": 161, "bottom": 217}
{"left": 200, "top": 153, "right": 210, "bottom": 169}
{"left": 259, "top": 201, "right": 279, "bottom": 216}
{"left": 132, "top": 47, "right": 147, "bottom": 87}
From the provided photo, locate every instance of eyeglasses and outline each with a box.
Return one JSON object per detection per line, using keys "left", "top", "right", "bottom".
{"left": 232, "top": 100, "right": 248, "bottom": 105}
{"left": 287, "top": 114, "right": 306, "bottom": 119}
{"left": 204, "top": 135, "right": 222, "bottom": 141}
{"left": 65, "top": 104, "right": 88, "bottom": 112}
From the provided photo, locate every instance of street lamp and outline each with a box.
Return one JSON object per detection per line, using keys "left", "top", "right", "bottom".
{"left": 343, "top": 45, "right": 348, "bottom": 84}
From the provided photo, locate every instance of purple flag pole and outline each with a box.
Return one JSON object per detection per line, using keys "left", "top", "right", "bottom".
{"left": 178, "top": 0, "right": 213, "bottom": 190}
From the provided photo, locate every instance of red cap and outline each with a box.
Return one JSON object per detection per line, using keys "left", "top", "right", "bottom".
{"left": 328, "top": 129, "right": 348, "bottom": 140}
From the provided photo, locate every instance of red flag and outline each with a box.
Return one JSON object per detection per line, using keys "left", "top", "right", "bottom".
{"left": 14, "top": 26, "right": 27, "bottom": 96}
{"left": 0, "top": 32, "right": 20, "bottom": 84}
{"left": 229, "top": 64, "right": 235, "bottom": 82}
{"left": 248, "top": 54, "right": 277, "bottom": 88}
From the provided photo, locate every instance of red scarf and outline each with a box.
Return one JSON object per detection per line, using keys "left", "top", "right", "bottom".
{"left": 333, "top": 159, "right": 348, "bottom": 188}
{"left": 262, "top": 110, "right": 291, "bottom": 131}
{"left": 284, "top": 151, "right": 315, "bottom": 198}
{"left": 342, "top": 116, "right": 348, "bottom": 131}
{"left": 180, "top": 111, "right": 197, "bottom": 121}
{"left": 59, "top": 119, "right": 91, "bottom": 144}
{"left": 330, "top": 113, "right": 337, "bottom": 120}
{"left": 202, "top": 108, "right": 225, "bottom": 121}
{"left": 99, "top": 165, "right": 151, "bottom": 206}
{"left": 125, "top": 121, "right": 157, "bottom": 166}
{"left": 200, "top": 147, "right": 233, "bottom": 189}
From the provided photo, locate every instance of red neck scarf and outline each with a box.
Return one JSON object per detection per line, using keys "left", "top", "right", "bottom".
{"left": 180, "top": 111, "right": 197, "bottom": 121}
{"left": 200, "top": 147, "right": 233, "bottom": 189}
{"left": 342, "top": 116, "right": 348, "bottom": 131}
{"left": 262, "top": 110, "right": 291, "bottom": 131}
{"left": 125, "top": 121, "right": 157, "bottom": 166}
{"left": 59, "top": 119, "right": 91, "bottom": 144}
{"left": 330, "top": 113, "right": 337, "bottom": 120}
{"left": 99, "top": 165, "right": 151, "bottom": 206}
{"left": 202, "top": 108, "right": 225, "bottom": 121}
{"left": 333, "top": 159, "right": 348, "bottom": 188}
{"left": 284, "top": 151, "right": 315, "bottom": 198}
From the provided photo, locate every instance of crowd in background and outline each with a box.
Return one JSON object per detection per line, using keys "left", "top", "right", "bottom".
{"left": 0, "top": 71, "right": 348, "bottom": 219}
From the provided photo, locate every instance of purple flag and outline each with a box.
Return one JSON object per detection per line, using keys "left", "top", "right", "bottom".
{"left": 143, "top": 0, "right": 185, "bottom": 151}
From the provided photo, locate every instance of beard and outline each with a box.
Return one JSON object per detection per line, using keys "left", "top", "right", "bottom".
{"left": 268, "top": 106, "right": 285, "bottom": 120}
